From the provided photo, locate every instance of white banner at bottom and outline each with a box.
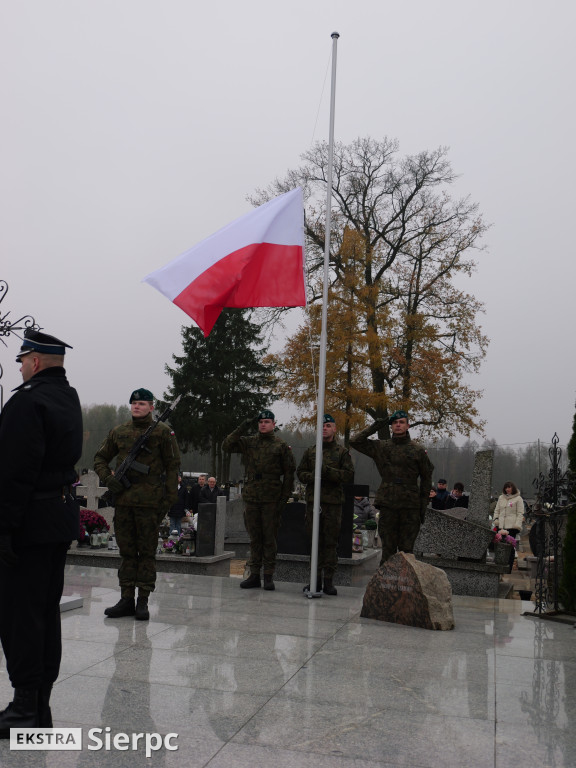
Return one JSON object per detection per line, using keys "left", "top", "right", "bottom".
{"left": 11, "top": 728, "right": 82, "bottom": 750}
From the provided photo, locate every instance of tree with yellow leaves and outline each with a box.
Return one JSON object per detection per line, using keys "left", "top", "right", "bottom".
{"left": 255, "top": 137, "right": 488, "bottom": 439}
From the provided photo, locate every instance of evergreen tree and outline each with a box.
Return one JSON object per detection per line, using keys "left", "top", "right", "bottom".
{"left": 162, "top": 309, "right": 276, "bottom": 481}
{"left": 567, "top": 405, "right": 576, "bottom": 475}
{"left": 560, "top": 403, "right": 576, "bottom": 611}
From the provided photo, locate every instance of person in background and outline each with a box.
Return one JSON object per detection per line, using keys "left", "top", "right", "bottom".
{"left": 169, "top": 474, "right": 188, "bottom": 535}
{"left": 493, "top": 481, "right": 525, "bottom": 571}
{"left": 445, "top": 482, "right": 469, "bottom": 509}
{"left": 353, "top": 496, "right": 377, "bottom": 526}
{"left": 432, "top": 479, "right": 450, "bottom": 509}
{"left": 190, "top": 474, "right": 207, "bottom": 515}
{"left": 199, "top": 476, "right": 220, "bottom": 504}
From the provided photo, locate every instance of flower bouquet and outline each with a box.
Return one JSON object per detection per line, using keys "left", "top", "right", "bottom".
{"left": 78, "top": 509, "right": 110, "bottom": 547}
{"left": 162, "top": 533, "right": 188, "bottom": 555}
{"left": 493, "top": 529, "right": 517, "bottom": 547}
{"left": 493, "top": 529, "right": 517, "bottom": 566}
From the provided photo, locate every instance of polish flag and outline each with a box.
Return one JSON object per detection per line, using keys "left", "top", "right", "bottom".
{"left": 143, "top": 188, "right": 306, "bottom": 336}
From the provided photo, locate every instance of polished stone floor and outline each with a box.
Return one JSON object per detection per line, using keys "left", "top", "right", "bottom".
{"left": 1, "top": 565, "right": 574, "bottom": 767}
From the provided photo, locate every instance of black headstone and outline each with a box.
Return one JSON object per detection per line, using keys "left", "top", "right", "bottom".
{"left": 276, "top": 484, "right": 370, "bottom": 558}
{"left": 277, "top": 502, "right": 308, "bottom": 555}
{"left": 196, "top": 502, "right": 217, "bottom": 557}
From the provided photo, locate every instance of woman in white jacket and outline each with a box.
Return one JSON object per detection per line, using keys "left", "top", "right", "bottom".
{"left": 493, "top": 482, "right": 524, "bottom": 571}
{"left": 493, "top": 482, "right": 525, "bottom": 537}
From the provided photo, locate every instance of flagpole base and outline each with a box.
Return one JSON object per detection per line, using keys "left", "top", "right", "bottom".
{"left": 304, "top": 588, "right": 323, "bottom": 599}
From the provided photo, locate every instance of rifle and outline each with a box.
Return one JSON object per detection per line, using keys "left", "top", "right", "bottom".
{"left": 101, "top": 395, "right": 182, "bottom": 506}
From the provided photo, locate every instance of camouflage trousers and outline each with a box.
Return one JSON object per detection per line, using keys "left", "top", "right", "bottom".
{"left": 376, "top": 504, "right": 421, "bottom": 565}
{"left": 244, "top": 502, "right": 282, "bottom": 575}
{"left": 305, "top": 503, "right": 342, "bottom": 578}
{"left": 114, "top": 505, "right": 162, "bottom": 597}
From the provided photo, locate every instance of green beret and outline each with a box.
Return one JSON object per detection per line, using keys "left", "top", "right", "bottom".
{"left": 389, "top": 409, "right": 408, "bottom": 423}
{"left": 257, "top": 409, "right": 275, "bottom": 420}
{"left": 130, "top": 388, "right": 154, "bottom": 403}
{"left": 323, "top": 414, "right": 335, "bottom": 423}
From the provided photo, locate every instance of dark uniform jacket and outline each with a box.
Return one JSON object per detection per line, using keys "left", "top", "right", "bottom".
{"left": 350, "top": 426, "right": 433, "bottom": 511}
{"left": 222, "top": 423, "right": 295, "bottom": 503}
{"left": 190, "top": 483, "right": 204, "bottom": 514}
{"left": 170, "top": 484, "right": 189, "bottom": 517}
{"left": 0, "top": 367, "right": 83, "bottom": 545}
{"left": 94, "top": 414, "right": 180, "bottom": 509}
{"left": 297, "top": 440, "right": 354, "bottom": 505}
{"left": 432, "top": 487, "right": 449, "bottom": 509}
{"left": 445, "top": 493, "right": 469, "bottom": 509}
{"left": 199, "top": 485, "right": 220, "bottom": 504}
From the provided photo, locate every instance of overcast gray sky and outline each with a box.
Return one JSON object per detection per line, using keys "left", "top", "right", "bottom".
{"left": 1, "top": 0, "right": 574, "bottom": 449}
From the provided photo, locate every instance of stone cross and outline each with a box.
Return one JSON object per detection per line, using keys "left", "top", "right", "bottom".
{"left": 467, "top": 450, "right": 494, "bottom": 526}
{"left": 76, "top": 469, "right": 108, "bottom": 510}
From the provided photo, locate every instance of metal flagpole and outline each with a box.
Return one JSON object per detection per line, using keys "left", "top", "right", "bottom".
{"left": 306, "top": 31, "right": 339, "bottom": 599}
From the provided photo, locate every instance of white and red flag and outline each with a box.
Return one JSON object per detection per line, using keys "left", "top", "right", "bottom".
{"left": 143, "top": 187, "right": 306, "bottom": 336}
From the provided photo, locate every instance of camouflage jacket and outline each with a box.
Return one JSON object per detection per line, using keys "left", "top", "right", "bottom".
{"left": 94, "top": 414, "right": 180, "bottom": 508}
{"left": 350, "top": 425, "right": 433, "bottom": 508}
{"left": 222, "top": 423, "right": 295, "bottom": 503}
{"left": 297, "top": 440, "right": 354, "bottom": 505}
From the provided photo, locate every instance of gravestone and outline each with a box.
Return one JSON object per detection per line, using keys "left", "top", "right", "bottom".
{"left": 224, "top": 497, "right": 247, "bottom": 539}
{"left": 277, "top": 502, "right": 308, "bottom": 555}
{"left": 76, "top": 470, "right": 108, "bottom": 510}
{"left": 196, "top": 498, "right": 226, "bottom": 557}
{"left": 361, "top": 552, "right": 454, "bottom": 630}
{"left": 215, "top": 495, "right": 226, "bottom": 555}
{"left": 415, "top": 449, "right": 508, "bottom": 597}
{"left": 276, "top": 484, "right": 367, "bottom": 558}
{"left": 467, "top": 450, "right": 494, "bottom": 525}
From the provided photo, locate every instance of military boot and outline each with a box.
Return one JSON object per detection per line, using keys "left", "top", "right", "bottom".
{"left": 0, "top": 689, "right": 39, "bottom": 738}
{"left": 104, "top": 597, "right": 136, "bottom": 618}
{"left": 263, "top": 574, "right": 275, "bottom": 591}
{"left": 323, "top": 577, "right": 338, "bottom": 596}
{"left": 240, "top": 573, "right": 261, "bottom": 589}
{"left": 135, "top": 596, "right": 150, "bottom": 621}
{"left": 38, "top": 684, "right": 53, "bottom": 728}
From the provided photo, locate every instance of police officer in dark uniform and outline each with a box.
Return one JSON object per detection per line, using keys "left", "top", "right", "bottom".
{"left": 0, "top": 330, "right": 83, "bottom": 735}
{"left": 297, "top": 414, "right": 354, "bottom": 595}
{"left": 223, "top": 409, "right": 295, "bottom": 591}
{"left": 350, "top": 410, "right": 433, "bottom": 565}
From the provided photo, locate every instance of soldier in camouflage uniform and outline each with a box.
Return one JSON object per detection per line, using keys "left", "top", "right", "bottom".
{"left": 350, "top": 410, "right": 433, "bottom": 565}
{"left": 94, "top": 388, "right": 180, "bottom": 620}
{"left": 223, "top": 409, "right": 295, "bottom": 591}
{"left": 297, "top": 414, "right": 354, "bottom": 595}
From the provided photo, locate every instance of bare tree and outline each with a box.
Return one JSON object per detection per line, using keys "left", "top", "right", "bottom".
{"left": 253, "top": 137, "right": 489, "bottom": 437}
